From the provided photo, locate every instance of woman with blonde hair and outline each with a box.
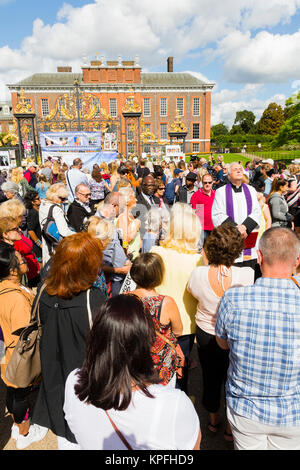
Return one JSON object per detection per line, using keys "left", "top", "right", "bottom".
{"left": 51, "top": 161, "right": 60, "bottom": 184}
{"left": 150, "top": 202, "right": 204, "bottom": 392}
{"left": 10, "top": 167, "right": 31, "bottom": 198}
{"left": 108, "top": 161, "right": 120, "bottom": 191}
{"left": 39, "top": 183, "right": 74, "bottom": 265}
{"left": 35, "top": 174, "right": 50, "bottom": 199}
{"left": 116, "top": 186, "right": 141, "bottom": 259}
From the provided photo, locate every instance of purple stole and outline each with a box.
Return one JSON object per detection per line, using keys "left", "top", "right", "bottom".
{"left": 225, "top": 183, "right": 252, "bottom": 256}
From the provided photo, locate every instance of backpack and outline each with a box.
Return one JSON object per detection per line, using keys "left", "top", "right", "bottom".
{"left": 41, "top": 204, "right": 62, "bottom": 249}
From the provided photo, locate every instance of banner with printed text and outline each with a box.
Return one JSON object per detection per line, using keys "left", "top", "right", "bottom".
{"left": 40, "top": 131, "right": 101, "bottom": 152}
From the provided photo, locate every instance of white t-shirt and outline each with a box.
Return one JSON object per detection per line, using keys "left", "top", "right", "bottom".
{"left": 64, "top": 369, "right": 200, "bottom": 450}
{"left": 187, "top": 266, "right": 254, "bottom": 335}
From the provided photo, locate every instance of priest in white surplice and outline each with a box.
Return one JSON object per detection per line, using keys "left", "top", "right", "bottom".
{"left": 211, "top": 162, "right": 261, "bottom": 270}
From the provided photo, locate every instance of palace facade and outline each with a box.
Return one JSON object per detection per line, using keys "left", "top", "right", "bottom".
{"left": 7, "top": 57, "right": 214, "bottom": 156}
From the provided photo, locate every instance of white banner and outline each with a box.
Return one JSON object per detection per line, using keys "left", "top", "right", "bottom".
{"left": 104, "top": 132, "right": 117, "bottom": 151}
{"left": 165, "top": 145, "right": 184, "bottom": 157}
{"left": 40, "top": 131, "right": 101, "bottom": 151}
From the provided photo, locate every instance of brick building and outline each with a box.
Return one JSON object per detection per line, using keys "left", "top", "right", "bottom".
{"left": 7, "top": 57, "right": 214, "bottom": 156}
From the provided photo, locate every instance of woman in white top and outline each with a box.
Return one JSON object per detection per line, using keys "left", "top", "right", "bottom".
{"left": 187, "top": 224, "right": 254, "bottom": 441}
{"left": 39, "top": 183, "right": 74, "bottom": 265}
{"left": 64, "top": 294, "right": 201, "bottom": 450}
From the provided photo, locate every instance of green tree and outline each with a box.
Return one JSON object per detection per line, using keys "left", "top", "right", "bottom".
{"left": 272, "top": 91, "right": 300, "bottom": 148}
{"left": 272, "top": 112, "right": 300, "bottom": 148}
{"left": 283, "top": 90, "right": 300, "bottom": 120}
{"left": 211, "top": 122, "right": 229, "bottom": 137}
{"left": 257, "top": 103, "right": 285, "bottom": 135}
{"left": 230, "top": 110, "right": 256, "bottom": 134}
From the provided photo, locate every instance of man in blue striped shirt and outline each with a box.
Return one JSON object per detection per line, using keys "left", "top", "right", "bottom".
{"left": 216, "top": 227, "right": 300, "bottom": 450}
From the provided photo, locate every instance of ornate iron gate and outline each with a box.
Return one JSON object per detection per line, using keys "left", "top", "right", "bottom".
{"left": 36, "top": 84, "right": 122, "bottom": 152}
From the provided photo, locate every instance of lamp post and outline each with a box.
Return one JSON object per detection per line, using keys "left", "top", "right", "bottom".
{"left": 122, "top": 89, "right": 142, "bottom": 159}
{"left": 74, "top": 79, "right": 81, "bottom": 131}
{"left": 14, "top": 89, "right": 38, "bottom": 164}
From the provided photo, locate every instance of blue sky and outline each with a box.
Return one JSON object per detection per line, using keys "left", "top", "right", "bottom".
{"left": 1, "top": 0, "right": 300, "bottom": 127}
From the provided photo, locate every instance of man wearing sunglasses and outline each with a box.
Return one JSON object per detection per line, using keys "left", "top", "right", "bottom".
{"left": 67, "top": 184, "right": 95, "bottom": 232}
{"left": 191, "top": 174, "right": 216, "bottom": 243}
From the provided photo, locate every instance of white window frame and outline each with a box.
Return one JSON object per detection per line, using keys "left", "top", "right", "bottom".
{"left": 193, "top": 98, "right": 200, "bottom": 116}
{"left": 160, "top": 98, "right": 167, "bottom": 117}
{"left": 109, "top": 98, "right": 117, "bottom": 117}
{"left": 143, "top": 98, "right": 151, "bottom": 117}
{"left": 41, "top": 99, "right": 49, "bottom": 118}
{"left": 176, "top": 97, "right": 184, "bottom": 117}
{"left": 192, "top": 123, "right": 200, "bottom": 139}
{"left": 192, "top": 143, "right": 200, "bottom": 152}
{"left": 160, "top": 123, "right": 168, "bottom": 140}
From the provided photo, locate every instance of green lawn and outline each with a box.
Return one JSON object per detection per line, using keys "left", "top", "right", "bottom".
{"left": 185, "top": 153, "right": 250, "bottom": 166}
{"left": 250, "top": 150, "right": 300, "bottom": 161}
{"left": 186, "top": 150, "right": 300, "bottom": 165}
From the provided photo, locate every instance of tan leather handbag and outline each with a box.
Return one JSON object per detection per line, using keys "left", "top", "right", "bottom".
{"left": 5, "top": 284, "right": 46, "bottom": 388}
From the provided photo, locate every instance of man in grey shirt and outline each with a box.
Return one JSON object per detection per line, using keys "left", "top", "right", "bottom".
{"left": 96, "top": 192, "right": 131, "bottom": 296}
{"left": 65, "top": 158, "right": 89, "bottom": 202}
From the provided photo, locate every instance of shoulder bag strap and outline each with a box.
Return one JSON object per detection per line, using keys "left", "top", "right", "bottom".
{"left": 105, "top": 410, "right": 133, "bottom": 450}
{"left": 291, "top": 277, "right": 300, "bottom": 289}
{"left": 66, "top": 171, "right": 75, "bottom": 199}
{"left": 41, "top": 204, "right": 56, "bottom": 230}
{"left": 155, "top": 329, "right": 176, "bottom": 354}
{"left": 156, "top": 296, "right": 165, "bottom": 322}
{"left": 0, "top": 288, "right": 23, "bottom": 296}
{"left": 31, "top": 283, "right": 47, "bottom": 323}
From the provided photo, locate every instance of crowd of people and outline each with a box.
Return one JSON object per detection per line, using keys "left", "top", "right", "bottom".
{"left": 0, "top": 153, "right": 299, "bottom": 451}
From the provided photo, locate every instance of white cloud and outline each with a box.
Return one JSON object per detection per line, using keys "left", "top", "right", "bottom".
{"left": 211, "top": 85, "right": 286, "bottom": 127}
{"left": 292, "top": 80, "right": 300, "bottom": 89}
{"left": 0, "top": 0, "right": 299, "bottom": 126}
{"left": 216, "top": 29, "right": 300, "bottom": 83}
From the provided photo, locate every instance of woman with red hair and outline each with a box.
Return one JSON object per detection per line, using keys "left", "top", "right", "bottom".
{"left": 27, "top": 232, "right": 106, "bottom": 450}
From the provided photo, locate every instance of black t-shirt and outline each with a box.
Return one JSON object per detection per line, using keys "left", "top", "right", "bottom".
{"left": 137, "top": 166, "right": 150, "bottom": 179}
{"left": 27, "top": 208, "right": 42, "bottom": 258}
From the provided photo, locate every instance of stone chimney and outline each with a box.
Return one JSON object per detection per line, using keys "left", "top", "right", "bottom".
{"left": 167, "top": 57, "right": 173, "bottom": 73}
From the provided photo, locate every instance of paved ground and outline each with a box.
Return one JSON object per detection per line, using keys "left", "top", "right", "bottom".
{"left": 0, "top": 344, "right": 233, "bottom": 451}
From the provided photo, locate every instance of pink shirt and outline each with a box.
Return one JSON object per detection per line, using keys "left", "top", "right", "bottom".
{"left": 190, "top": 188, "right": 215, "bottom": 231}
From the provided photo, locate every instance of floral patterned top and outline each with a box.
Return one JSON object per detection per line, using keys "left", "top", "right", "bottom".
{"left": 141, "top": 295, "right": 180, "bottom": 386}
{"left": 89, "top": 178, "right": 105, "bottom": 201}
